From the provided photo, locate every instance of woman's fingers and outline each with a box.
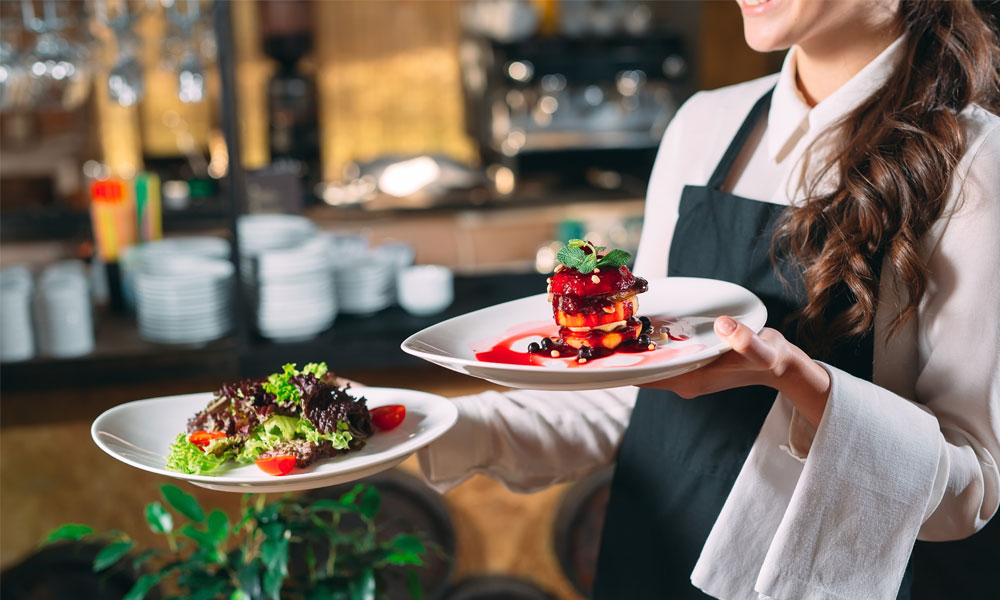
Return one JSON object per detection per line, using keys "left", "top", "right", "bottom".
{"left": 714, "top": 316, "right": 779, "bottom": 370}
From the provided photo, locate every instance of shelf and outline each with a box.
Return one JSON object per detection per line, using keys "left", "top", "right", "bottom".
{"left": 0, "top": 312, "right": 237, "bottom": 393}
{"left": 0, "top": 273, "right": 545, "bottom": 393}
{"left": 0, "top": 205, "right": 229, "bottom": 243}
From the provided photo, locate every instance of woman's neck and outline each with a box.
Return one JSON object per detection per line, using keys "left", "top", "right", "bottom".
{"left": 794, "top": 24, "right": 900, "bottom": 107}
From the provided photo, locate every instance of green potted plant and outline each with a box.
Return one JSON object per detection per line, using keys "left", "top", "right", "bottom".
{"left": 44, "top": 483, "right": 428, "bottom": 600}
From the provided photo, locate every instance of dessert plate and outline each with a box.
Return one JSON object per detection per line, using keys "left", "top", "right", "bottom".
{"left": 92, "top": 387, "right": 458, "bottom": 493}
{"left": 401, "top": 277, "right": 767, "bottom": 391}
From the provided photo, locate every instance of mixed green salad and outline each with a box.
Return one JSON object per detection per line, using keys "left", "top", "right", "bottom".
{"left": 166, "top": 362, "right": 374, "bottom": 476}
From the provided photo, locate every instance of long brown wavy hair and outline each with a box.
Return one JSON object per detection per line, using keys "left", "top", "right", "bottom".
{"left": 774, "top": 0, "right": 1000, "bottom": 354}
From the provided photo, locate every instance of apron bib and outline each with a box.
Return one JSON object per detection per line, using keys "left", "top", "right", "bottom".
{"left": 592, "top": 89, "right": 909, "bottom": 599}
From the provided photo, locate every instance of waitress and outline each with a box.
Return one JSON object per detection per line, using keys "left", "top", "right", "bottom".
{"left": 419, "top": 1, "right": 1000, "bottom": 598}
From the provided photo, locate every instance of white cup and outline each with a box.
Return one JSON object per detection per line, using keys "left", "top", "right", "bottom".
{"left": 36, "top": 263, "right": 94, "bottom": 358}
{"left": 397, "top": 265, "right": 454, "bottom": 317}
{"left": 0, "top": 267, "right": 35, "bottom": 362}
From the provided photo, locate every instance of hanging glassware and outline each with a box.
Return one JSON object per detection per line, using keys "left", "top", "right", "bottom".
{"left": 0, "top": 12, "right": 31, "bottom": 112}
{"left": 20, "top": 0, "right": 93, "bottom": 111}
{"left": 166, "top": 0, "right": 204, "bottom": 103}
{"left": 92, "top": 0, "right": 153, "bottom": 107}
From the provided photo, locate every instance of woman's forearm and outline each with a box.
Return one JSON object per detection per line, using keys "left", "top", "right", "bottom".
{"left": 773, "top": 347, "right": 832, "bottom": 429}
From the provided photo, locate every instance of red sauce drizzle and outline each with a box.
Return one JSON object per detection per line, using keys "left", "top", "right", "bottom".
{"left": 474, "top": 316, "right": 701, "bottom": 368}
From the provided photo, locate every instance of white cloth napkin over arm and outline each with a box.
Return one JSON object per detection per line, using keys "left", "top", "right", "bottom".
{"left": 692, "top": 374, "right": 942, "bottom": 600}
{"left": 760, "top": 369, "right": 942, "bottom": 600}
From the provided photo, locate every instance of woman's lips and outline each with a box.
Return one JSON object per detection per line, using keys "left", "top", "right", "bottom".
{"left": 739, "top": 0, "right": 780, "bottom": 17}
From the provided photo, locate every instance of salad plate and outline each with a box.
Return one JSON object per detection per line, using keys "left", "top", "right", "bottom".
{"left": 92, "top": 387, "right": 458, "bottom": 493}
{"left": 401, "top": 277, "right": 767, "bottom": 391}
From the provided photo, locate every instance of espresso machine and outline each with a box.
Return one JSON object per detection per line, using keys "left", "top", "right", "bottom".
{"left": 460, "top": 1, "right": 696, "bottom": 197}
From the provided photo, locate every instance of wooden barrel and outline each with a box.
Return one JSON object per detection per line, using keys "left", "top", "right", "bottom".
{"left": 0, "top": 541, "right": 145, "bottom": 600}
{"left": 444, "top": 575, "right": 555, "bottom": 600}
{"left": 552, "top": 467, "right": 614, "bottom": 598}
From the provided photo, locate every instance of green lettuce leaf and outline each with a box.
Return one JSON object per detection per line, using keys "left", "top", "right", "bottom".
{"left": 166, "top": 433, "right": 237, "bottom": 475}
{"left": 262, "top": 362, "right": 329, "bottom": 406}
{"left": 235, "top": 416, "right": 353, "bottom": 464}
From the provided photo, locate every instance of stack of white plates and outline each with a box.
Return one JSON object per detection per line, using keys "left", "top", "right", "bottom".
{"left": 240, "top": 216, "right": 336, "bottom": 341}
{"left": 121, "top": 237, "right": 231, "bottom": 310}
{"left": 0, "top": 266, "right": 35, "bottom": 362}
{"left": 237, "top": 214, "right": 317, "bottom": 256}
{"left": 332, "top": 253, "right": 395, "bottom": 316}
{"left": 134, "top": 256, "right": 234, "bottom": 344}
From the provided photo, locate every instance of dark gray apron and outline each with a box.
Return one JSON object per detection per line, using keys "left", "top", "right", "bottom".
{"left": 592, "top": 89, "right": 913, "bottom": 599}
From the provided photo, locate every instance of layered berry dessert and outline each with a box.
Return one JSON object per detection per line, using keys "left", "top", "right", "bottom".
{"left": 529, "top": 240, "right": 655, "bottom": 363}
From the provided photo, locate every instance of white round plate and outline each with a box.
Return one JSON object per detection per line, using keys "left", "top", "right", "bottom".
{"left": 91, "top": 387, "right": 458, "bottom": 493}
{"left": 401, "top": 277, "right": 767, "bottom": 391}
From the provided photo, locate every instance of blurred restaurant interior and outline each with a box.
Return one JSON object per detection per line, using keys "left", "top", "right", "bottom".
{"left": 0, "top": 1, "right": 783, "bottom": 598}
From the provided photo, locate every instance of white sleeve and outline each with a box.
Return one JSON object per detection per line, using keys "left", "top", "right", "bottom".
{"left": 913, "top": 120, "right": 1000, "bottom": 540}
{"left": 786, "top": 119, "right": 1000, "bottom": 541}
{"left": 417, "top": 386, "right": 637, "bottom": 494}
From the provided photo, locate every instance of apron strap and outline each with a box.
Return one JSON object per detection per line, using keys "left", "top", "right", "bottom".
{"left": 706, "top": 87, "right": 775, "bottom": 190}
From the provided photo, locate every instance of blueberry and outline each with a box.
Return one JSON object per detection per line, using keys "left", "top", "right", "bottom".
{"left": 540, "top": 337, "right": 554, "bottom": 350}
{"left": 577, "top": 346, "right": 594, "bottom": 360}
{"left": 639, "top": 316, "right": 652, "bottom": 333}
{"left": 637, "top": 334, "right": 652, "bottom": 347}
{"left": 527, "top": 342, "right": 541, "bottom": 354}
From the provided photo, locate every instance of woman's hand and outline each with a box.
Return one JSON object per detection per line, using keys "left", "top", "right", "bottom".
{"left": 640, "top": 316, "right": 832, "bottom": 428}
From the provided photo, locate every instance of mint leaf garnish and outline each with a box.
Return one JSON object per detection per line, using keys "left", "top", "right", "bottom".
{"left": 556, "top": 246, "right": 587, "bottom": 269}
{"left": 597, "top": 249, "right": 631, "bottom": 269}
{"left": 556, "top": 240, "right": 631, "bottom": 274}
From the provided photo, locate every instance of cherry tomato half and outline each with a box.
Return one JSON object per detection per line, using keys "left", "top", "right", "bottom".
{"left": 188, "top": 430, "right": 227, "bottom": 451}
{"left": 255, "top": 455, "right": 297, "bottom": 476}
{"left": 371, "top": 405, "right": 406, "bottom": 431}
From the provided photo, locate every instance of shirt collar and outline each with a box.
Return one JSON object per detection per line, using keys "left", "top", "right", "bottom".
{"left": 766, "top": 35, "right": 906, "bottom": 162}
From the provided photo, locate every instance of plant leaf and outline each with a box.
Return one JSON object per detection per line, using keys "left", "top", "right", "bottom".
{"left": 124, "top": 573, "right": 161, "bottom": 600}
{"left": 207, "top": 509, "right": 230, "bottom": 545}
{"left": 339, "top": 483, "right": 365, "bottom": 505}
{"left": 45, "top": 524, "right": 94, "bottom": 543}
{"left": 349, "top": 569, "right": 376, "bottom": 600}
{"left": 237, "top": 562, "right": 263, "bottom": 600}
{"left": 93, "top": 540, "right": 134, "bottom": 572}
{"left": 359, "top": 486, "right": 381, "bottom": 519}
{"left": 180, "top": 524, "right": 214, "bottom": 550}
{"left": 578, "top": 252, "right": 598, "bottom": 274}
{"left": 161, "top": 485, "right": 205, "bottom": 523}
{"left": 384, "top": 552, "right": 422, "bottom": 566}
{"left": 263, "top": 567, "right": 284, "bottom": 600}
{"left": 596, "top": 248, "right": 631, "bottom": 269}
{"left": 390, "top": 534, "right": 425, "bottom": 555}
{"left": 186, "top": 581, "right": 230, "bottom": 600}
{"left": 256, "top": 503, "right": 280, "bottom": 524}
{"left": 567, "top": 239, "right": 586, "bottom": 248}
{"left": 406, "top": 570, "right": 423, "bottom": 600}
{"left": 310, "top": 499, "right": 359, "bottom": 513}
{"left": 230, "top": 591, "right": 250, "bottom": 600}
{"left": 145, "top": 502, "right": 173, "bottom": 534}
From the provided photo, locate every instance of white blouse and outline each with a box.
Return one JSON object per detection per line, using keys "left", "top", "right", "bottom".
{"left": 418, "top": 37, "right": 1000, "bottom": 600}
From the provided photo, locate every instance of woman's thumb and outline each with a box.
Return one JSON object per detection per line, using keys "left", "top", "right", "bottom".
{"left": 714, "top": 316, "right": 754, "bottom": 354}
